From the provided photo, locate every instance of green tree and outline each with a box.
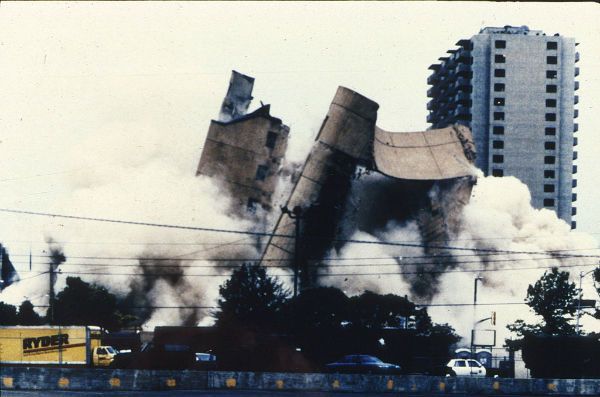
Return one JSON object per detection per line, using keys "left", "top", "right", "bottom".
{"left": 349, "top": 291, "right": 415, "bottom": 329}
{"left": 53, "top": 277, "right": 134, "bottom": 331}
{"left": 214, "top": 263, "right": 289, "bottom": 331}
{"left": 17, "top": 300, "right": 42, "bottom": 325}
{"left": 286, "top": 287, "right": 349, "bottom": 332}
{"left": 507, "top": 267, "right": 579, "bottom": 349}
{"left": 526, "top": 267, "right": 579, "bottom": 334}
{"left": 0, "top": 301, "right": 18, "bottom": 325}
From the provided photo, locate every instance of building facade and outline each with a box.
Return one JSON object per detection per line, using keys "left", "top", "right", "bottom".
{"left": 427, "top": 26, "right": 579, "bottom": 227}
{"left": 196, "top": 71, "right": 290, "bottom": 217}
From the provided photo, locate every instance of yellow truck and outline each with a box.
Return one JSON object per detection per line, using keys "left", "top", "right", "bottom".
{"left": 0, "top": 326, "right": 116, "bottom": 367}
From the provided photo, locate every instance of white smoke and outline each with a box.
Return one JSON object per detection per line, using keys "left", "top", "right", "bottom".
{"left": 431, "top": 175, "right": 599, "bottom": 343}
{"left": 0, "top": 118, "right": 261, "bottom": 329}
{"left": 316, "top": 173, "right": 599, "bottom": 346}
{"left": 321, "top": 223, "right": 422, "bottom": 297}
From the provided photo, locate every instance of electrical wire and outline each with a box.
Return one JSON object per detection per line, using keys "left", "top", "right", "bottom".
{"left": 1, "top": 207, "right": 598, "bottom": 257}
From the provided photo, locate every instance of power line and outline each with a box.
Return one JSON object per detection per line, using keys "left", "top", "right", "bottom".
{"left": 9, "top": 250, "right": 600, "bottom": 262}
{"left": 29, "top": 262, "right": 595, "bottom": 278}
{"left": 1, "top": 207, "right": 598, "bottom": 257}
{"left": 28, "top": 302, "right": 527, "bottom": 309}
{"left": 0, "top": 207, "right": 289, "bottom": 238}
{"left": 2, "top": 237, "right": 599, "bottom": 248}
{"left": 9, "top": 253, "right": 598, "bottom": 270}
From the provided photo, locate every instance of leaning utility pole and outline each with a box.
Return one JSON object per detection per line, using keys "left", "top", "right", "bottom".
{"left": 281, "top": 205, "right": 304, "bottom": 297}
{"left": 48, "top": 260, "right": 55, "bottom": 323}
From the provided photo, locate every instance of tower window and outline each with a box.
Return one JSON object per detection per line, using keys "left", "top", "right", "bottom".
{"left": 494, "top": 54, "right": 506, "bottom": 63}
{"left": 546, "top": 70, "right": 557, "bottom": 79}
{"left": 495, "top": 40, "right": 506, "bottom": 49}
{"left": 492, "top": 169, "right": 504, "bottom": 177}
{"left": 492, "top": 154, "right": 504, "bottom": 164}
{"left": 545, "top": 141, "right": 556, "bottom": 150}
{"left": 545, "top": 113, "right": 557, "bottom": 121}
{"left": 547, "top": 41, "right": 558, "bottom": 50}
{"left": 544, "top": 156, "right": 556, "bottom": 164}
{"left": 494, "top": 69, "right": 506, "bottom": 78}
{"left": 543, "top": 198, "right": 555, "bottom": 207}
{"left": 492, "top": 140, "right": 504, "bottom": 149}
{"left": 265, "top": 131, "right": 278, "bottom": 149}
{"left": 494, "top": 83, "right": 505, "bottom": 92}
{"left": 246, "top": 198, "right": 259, "bottom": 213}
{"left": 494, "top": 112, "right": 505, "bottom": 121}
{"left": 546, "top": 85, "right": 557, "bottom": 93}
{"left": 544, "top": 170, "right": 555, "bottom": 178}
{"left": 545, "top": 127, "right": 556, "bottom": 136}
{"left": 255, "top": 165, "right": 268, "bottom": 181}
{"left": 493, "top": 126, "right": 504, "bottom": 135}
{"left": 545, "top": 99, "right": 557, "bottom": 107}
{"left": 544, "top": 184, "right": 555, "bottom": 193}
{"left": 547, "top": 56, "right": 558, "bottom": 65}
{"left": 494, "top": 97, "right": 505, "bottom": 106}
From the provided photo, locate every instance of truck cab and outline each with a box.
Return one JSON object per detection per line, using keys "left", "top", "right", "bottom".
{"left": 92, "top": 345, "right": 117, "bottom": 367}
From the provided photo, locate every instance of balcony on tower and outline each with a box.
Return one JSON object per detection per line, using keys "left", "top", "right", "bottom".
{"left": 454, "top": 105, "right": 471, "bottom": 121}
{"left": 427, "top": 73, "right": 439, "bottom": 85}
{"left": 456, "top": 63, "right": 472, "bottom": 77}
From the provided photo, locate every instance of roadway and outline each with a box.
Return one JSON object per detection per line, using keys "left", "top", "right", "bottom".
{"left": 1, "top": 391, "right": 567, "bottom": 397}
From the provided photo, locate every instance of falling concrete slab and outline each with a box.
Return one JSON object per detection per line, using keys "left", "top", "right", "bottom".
{"left": 373, "top": 124, "right": 476, "bottom": 180}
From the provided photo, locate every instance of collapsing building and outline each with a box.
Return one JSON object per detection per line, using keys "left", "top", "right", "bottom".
{"left": 260, "top": 87, "right": 477, "bottom": 296}
{"left": 1, "top": 244, "right": 19, "bottom": 290}
{"left": 197, "top": 74, "right": 477, "bottom": 298}
{"left": 196, "top": 71, "right": 290, "bottom": 217}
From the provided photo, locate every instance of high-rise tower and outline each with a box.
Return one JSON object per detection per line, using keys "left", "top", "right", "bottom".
{"left": 427, "top": 26, "right": 579, "bottom": 227}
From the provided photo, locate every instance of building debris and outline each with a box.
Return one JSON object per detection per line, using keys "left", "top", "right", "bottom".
{"left": 196, "top": 71, "right": 290, "bottom": 217}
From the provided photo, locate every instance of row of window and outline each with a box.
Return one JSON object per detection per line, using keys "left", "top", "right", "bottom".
{"left": 253, "top": 132, "right": 280, "bottom": 182}
{"left": 491, "top": 171, "right": 558, "bottom": 182}
{"left": 492, "top": 83, "right": 557, "bottom": 93}
{"left": 494, "top": 112, "right": 556, "bottom": 121}
{"left": 544, "top": 201, "right": 577, "bottom": 211}
{"left": 492, "top": 98, "right": 556, "bottom": 108}
{"left": 491, "top": 141, "right": 556, "bottom": 151}
{"left": 492, "top": 126, "right": 557, "bottom": 136}
{"left": 493, "top": 112, "right": 556, "bottom": 121}
{"left": 491, "top": 155, "right": 556, "bottom": 165}
{"left": 494, "top": 40, "right": 557, "bottom": 50}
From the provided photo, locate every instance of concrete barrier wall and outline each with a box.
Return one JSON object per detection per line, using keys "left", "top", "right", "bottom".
{"left": 2, "top": 367, "right": 600, "bottom": 395}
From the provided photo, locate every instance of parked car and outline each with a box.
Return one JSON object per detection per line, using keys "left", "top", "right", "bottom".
{"left": 445, "top": 359, "right": 486, "bottom": 377}
{"left": 110, "top": 342, "right": 196, "bottom": 369}
{"left": 325, "top": 354, "right": 401, "bottom": 374}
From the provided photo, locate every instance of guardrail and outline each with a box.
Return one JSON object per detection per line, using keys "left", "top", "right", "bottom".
{"left": 1, "top": 367, "right": 600, "bottom": 395}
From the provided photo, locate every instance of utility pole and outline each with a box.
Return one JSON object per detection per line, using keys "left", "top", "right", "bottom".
{"left": 471, "top": 274, "right": 483, "bottom": 355}
{"left": 49, "top": 260, "right": 55, "bottom": 324}
{"left": 281, "top": 205, "right": 305, "bottom": 297}
{"left": 576, "top": 269, "right": 596, "bottom": 335}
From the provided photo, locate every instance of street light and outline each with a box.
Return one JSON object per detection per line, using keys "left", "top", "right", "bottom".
{"left": 474, "top": 274, "right": 484, "bottom": 305}
{"left": 576, "top": 268, "right": 597, "bottom": 335}
{"left": 471, "top": 274, "right": 484, "bottom": 351}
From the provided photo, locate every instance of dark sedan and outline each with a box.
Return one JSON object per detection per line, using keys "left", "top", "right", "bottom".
{"left": 325, "top": 354, "right": 401, "bottom": 374}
